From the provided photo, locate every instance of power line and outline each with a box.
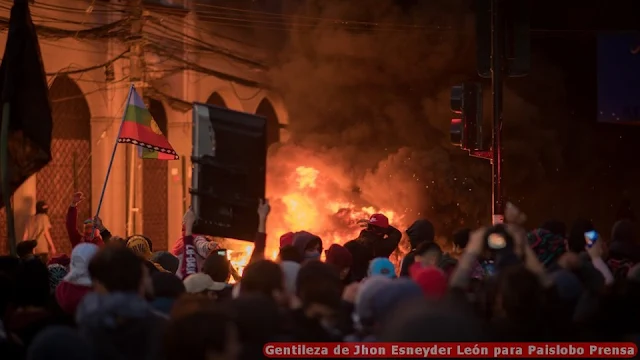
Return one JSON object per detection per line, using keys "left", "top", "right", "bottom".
{"left": 0, "top": 16, "right": 131, "bottom": 39}
{"left": 144, "top": 43, "right": 263, "bottom": 88}
{"left": 145, "top": 16, "right": 267, "bottom": 70}
{"left": 192, "top": 2, "right": 441, "bottom": 29}
{"left": 45, "top": 50, "right": 128, "bottom": 76}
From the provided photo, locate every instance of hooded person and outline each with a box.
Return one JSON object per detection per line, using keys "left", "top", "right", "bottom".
{"left": 279, "top": 232, "right": 294, "bottom": 249}
{"left": 325, "top": 244, "right": 353, "bottom": 284}
{"left": 291, "top": 231, "right": 323, "bottom": 262}
{"left": 399, "top": 219, "right": 435, "bottom": 276}
{"left": 55, "top": 243, "right": 100, "bottom": 315}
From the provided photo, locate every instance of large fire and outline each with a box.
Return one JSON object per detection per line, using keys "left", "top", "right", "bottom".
{"left": 224, "top": 165, "right": 406, "bottom": 280}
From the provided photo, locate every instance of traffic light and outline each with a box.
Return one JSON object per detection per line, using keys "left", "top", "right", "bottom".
{"left": 450, "top": 83, "right": 483, "bottom": 151}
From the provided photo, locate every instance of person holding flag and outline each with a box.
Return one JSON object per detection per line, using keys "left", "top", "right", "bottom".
{"left": 66, "top": 192, "right": 108, "bottom": 249}
{"left": 90, "top": 84, "right": 179, "bottom": 244}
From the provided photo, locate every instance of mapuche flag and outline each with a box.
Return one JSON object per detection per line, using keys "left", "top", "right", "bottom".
{"left": 118, "top": 87, "right": 179, "bottom": 160}
{"left": 0, "top": 0, "right": 53, "bottom": 208}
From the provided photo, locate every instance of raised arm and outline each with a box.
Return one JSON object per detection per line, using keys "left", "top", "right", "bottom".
{"left": 248, "top": 199, "right": 270, "bottom": 265}
{"left": 180, "top": 208, "right": 198, "bottom": 278}
{"left": 66, "top": 205, "right": 83, "bottom": 248}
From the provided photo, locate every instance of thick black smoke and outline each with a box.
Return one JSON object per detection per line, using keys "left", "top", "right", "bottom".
{"left": 267, "top": 0, "right": 565, "bottom": 237}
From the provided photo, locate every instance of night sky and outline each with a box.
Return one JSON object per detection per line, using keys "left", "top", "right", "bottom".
{"left": 597, "top": 33, "right": 640, "bottom": 123}
{"left": 505, "top": 0, "right": 640, "bottom": 229}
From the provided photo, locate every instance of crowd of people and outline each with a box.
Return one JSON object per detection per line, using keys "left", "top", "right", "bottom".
{"left": 1, "top": 190, "right": 640, "bottom": 360}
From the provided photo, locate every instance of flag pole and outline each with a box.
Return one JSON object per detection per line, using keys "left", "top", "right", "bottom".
{"left": 0, "top": 102, "right": 17, "bottom": 256}
{"left": 94, "top": 84, "right": 133, "bottom": 221}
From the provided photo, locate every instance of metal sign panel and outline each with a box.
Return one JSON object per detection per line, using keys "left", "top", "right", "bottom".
{"left": 191, "top": 103, "right": 267, "bottom": 241}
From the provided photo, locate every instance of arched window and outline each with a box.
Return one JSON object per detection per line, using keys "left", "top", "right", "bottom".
{"left": 207, "top": 92, "right": 227, "bottom": 108}
{"left": 36, "top": 75, "right": 92, "bottom": 254}
{"left": 255, "top": 98, "right": 280, "bottom": 150}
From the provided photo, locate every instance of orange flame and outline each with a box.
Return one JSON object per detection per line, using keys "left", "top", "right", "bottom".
{"left": 226, "top": 165, "right": 406, "bottom": 280}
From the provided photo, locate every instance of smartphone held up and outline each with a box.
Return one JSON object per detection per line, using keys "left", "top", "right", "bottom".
{"left": 584, "top": 231, "right": 599, "bottom": 248}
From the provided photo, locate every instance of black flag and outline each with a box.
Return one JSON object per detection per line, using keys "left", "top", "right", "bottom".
{"left": 0, "top": 0, "right": 53, "bottom": 209}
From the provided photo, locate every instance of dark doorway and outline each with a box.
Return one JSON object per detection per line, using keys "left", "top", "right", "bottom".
{"left": 36, "top": 75, "right": 92, "bottom": 255}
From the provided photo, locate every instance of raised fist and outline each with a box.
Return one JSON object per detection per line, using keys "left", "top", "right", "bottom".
{"left": 71, "top": 192, "right": 85, "bottom": 206}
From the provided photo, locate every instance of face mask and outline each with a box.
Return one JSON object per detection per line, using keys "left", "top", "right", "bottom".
{"left": 305, "top": 251, "right": 320, "bottom": 260}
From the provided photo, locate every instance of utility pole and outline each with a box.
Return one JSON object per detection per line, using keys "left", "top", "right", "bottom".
{"left": 127, "top": 0, "right": 144, "bottom": 236}
{"left": 449, "top": 0, "right": 529, "bottom": 225}
{"left": 490, "top": 0, "right": 504, "bottom": 224}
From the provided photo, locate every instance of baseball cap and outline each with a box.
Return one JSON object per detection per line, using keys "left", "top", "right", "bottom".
{"left": 183, "top": 273, "right": 226, "bottom": 293}
{"left": 368, "top": 257, "right": 396, "bottom": 279}
{"left": 126, "top": 235, "right": 152, "bottom": 260}
{"left": 368, "top": 214, "right": 389, "bottom": 228}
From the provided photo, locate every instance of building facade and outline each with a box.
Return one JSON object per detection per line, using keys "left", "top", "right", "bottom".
{"left": 0, "top": 0, "right": 289, "bottom": 254}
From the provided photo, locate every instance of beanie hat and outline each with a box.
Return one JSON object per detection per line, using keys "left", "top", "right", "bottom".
{"left": 369, "top": 279, "right": 423, "bottom": 322}
{"left": 325, "top": 244, "right": 353, "bottom": 269}
{"left": 409, "top": 263, "right": 447, "bottom": 299}
{"left": 47, "top": 264, "right": 68, "bottom": 293}
{"left": 151, "top": 251, "right": 179, "bottom": 274}
{"left": 279, "top": 232, "right": 294, "bottom": 248}
{"left": 127, "top": 235, "right": 152, "bottom": 260}
{"left": 526, "top": 228, "right": 566, "bottom": 268}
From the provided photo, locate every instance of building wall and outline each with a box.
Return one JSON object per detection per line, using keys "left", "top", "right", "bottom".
{"left": 0, "top": 0, "right": 289, "bottom": 253}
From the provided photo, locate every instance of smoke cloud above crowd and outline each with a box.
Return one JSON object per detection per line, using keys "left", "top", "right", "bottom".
{"left": 263, "top": 0, "right": 565, "bottom": 241}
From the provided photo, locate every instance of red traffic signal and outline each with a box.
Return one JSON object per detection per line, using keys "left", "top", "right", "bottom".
{"left": 449, "top": 83, "right": 483, "bottom": 151}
